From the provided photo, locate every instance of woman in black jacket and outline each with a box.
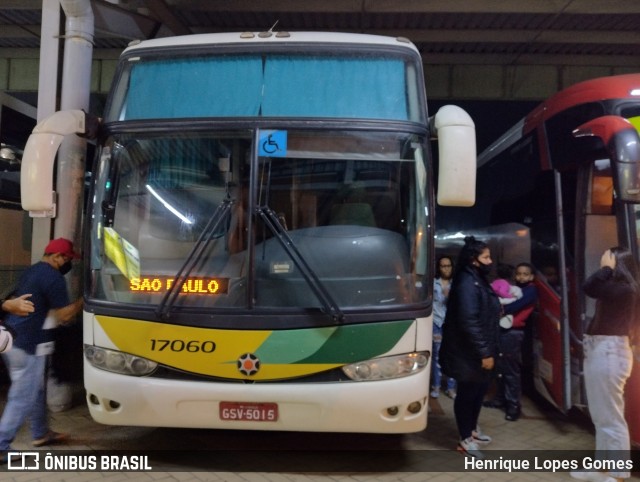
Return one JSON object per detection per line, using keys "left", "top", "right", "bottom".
{"left": 440, "top": 236, "right": 500, "bottom": 458}
{"left": 571, "top": 247, "right": 639, "bottom": 482}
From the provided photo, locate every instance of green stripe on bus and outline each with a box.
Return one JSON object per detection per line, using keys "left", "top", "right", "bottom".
{"left": 255, "top": 320, "right": 413, "bottom": 364}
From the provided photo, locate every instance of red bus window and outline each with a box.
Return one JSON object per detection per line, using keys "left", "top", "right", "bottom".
{"left": 591, "top": 173, "right": 613, "bottom": 214}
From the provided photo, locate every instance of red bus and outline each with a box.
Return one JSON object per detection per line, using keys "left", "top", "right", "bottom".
{"left": 437, "top": 73, "right": 640, "bottom": 444}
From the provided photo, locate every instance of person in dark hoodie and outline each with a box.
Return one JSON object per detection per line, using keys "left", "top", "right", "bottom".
{"left": 440, "top": 236, "right": 500, "bottom": 459}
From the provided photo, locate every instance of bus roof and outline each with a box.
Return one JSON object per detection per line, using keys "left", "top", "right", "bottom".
{"left": 122, "top": 31, "right": 419, "bottom": 55}
{"left": 525, "top": 73, "right": 640, "bottom": 132}
{"left": 479, "top": 73, "right": 640, "bottom": 166}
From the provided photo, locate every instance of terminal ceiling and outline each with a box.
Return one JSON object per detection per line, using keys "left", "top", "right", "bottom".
{"left": 1, "top": 0, "right": 638, "bottom": 73}
{"left": 1, "top": 0, "right": 639, "bottom": 149}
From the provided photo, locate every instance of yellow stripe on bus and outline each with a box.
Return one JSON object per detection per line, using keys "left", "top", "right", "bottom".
{"left": 96, "top": 315, "right": 341, "bottom": 380}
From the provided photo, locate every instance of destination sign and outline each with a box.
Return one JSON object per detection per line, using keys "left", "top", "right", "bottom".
{"left": 129, "top": 276, "right": 229, "bottom": 294}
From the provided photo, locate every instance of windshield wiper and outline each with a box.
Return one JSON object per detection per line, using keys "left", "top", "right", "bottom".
{"left": 256, "top": 205, "right": 344, "bottom": 323}
{"left": 156, "top": 197, "right": 233, "bottom": 319}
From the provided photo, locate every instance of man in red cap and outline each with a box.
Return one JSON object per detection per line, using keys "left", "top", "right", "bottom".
{"left": 0, "top": 238, "right": 83, "bottom": 460}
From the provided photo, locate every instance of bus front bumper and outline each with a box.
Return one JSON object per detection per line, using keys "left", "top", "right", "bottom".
{"left": 84, "top": 362, "right": 429, "bottom": 433}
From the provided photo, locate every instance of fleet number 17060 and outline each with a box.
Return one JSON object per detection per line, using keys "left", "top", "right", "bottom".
{"left": 150, "top": 339, "right": 216, "bottom": 353}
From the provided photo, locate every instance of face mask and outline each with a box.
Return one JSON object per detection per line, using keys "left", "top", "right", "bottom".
{"left": 60, "top": 261, "right": 73, "bottom": 276}
{"left": 476, "top": 261, "right": 493, "bottom": 276}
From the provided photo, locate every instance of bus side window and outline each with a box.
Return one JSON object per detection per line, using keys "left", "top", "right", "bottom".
{"left": 590, "top": 172, "right": 613, "bottom": 215}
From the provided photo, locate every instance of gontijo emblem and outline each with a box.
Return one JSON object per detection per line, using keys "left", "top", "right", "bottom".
{"left": 237, "top": 353, "right": 260, "bottom": 376}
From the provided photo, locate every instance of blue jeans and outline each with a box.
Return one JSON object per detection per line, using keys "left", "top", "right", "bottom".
{"left": 431, "top": 323, "right": 456, "bottom": 391}
{"left": 0, "top": 348, "right": 49, "bottom": 451}
{"left": 583, "top": 335, "right": 632, "bottom": 479}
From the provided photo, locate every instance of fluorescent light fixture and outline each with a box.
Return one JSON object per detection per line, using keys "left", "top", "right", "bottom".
{"left": 145, "top": 184, "right": 193, "bottom": 224}
{"left": 435, "top": 231, "right": 467, "bottom": 240}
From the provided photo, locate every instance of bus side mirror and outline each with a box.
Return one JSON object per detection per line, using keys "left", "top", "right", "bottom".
{"left": 432, "top": 105, "right": 476, "bottom": 207}
{"left": 21, "top": 110, "right": 93, "bottom": 217}
{"left": 573, "top": 115, "right": 640, "bottom": 203}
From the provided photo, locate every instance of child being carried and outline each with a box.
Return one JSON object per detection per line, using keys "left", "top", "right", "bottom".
{"left": 491, "top": 263, "right": 522, "bottom": 329}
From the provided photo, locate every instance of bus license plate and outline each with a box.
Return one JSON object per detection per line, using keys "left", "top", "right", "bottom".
{"left": 219, "top": 402, "right": 278, "bottom": 422}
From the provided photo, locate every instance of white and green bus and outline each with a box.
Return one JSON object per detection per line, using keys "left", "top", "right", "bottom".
{"left": 21, "top": 31, "right": 475, "bottom": 432}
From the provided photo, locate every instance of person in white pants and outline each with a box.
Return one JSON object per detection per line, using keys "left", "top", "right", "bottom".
{"left": 572, "top": 247, "right": 638, "bottom": 482}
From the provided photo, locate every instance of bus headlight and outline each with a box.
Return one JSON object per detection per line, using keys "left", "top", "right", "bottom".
{"left": 84, "top": 344, "right": 157, "bottom": 376}
{"left": 341, "top": 352, "right": 429, "bottom": 381}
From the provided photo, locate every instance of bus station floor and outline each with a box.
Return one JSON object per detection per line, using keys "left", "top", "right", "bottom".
{"left": 2, "top": 383, "right": 639, "bottom": 482}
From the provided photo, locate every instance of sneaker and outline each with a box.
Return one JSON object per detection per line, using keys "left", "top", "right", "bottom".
{"left": 472, "top": 427, "right": 492, "bottom": 445}
{"left": 457, "top": 436, "right": 484, "bottom": 459}
{"left": 505, "top": 406, "right": 521, "bottom": 421}
{"left": 430, "top": 387, "right": 440, "bottom": 398}
{"left": 444, "top": 389, "right": 457, "bottom": 399}
{"left": 570, "top": 471, "right": 616, "bottom": 482}
{"left": 32, "top": 431, "right": 68, "bottom": 447}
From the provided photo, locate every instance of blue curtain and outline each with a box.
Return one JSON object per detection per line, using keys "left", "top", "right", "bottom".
{"left": 125, "top": 57, "right": 264, "bottom": 119}
{"left": 123, "top": 55, "right": 408, "bottom": 121}
{"left": 262, "top": 56, "right": 407, "bottom": 119}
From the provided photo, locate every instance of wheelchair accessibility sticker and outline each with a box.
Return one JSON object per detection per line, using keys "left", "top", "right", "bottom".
{"left": 259, "top": 130, "right": 287, "bottom": 157}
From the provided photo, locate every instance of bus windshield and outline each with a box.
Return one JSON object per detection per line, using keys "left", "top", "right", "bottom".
{"left": 106, "top": 50, "right": 424, "bottom": 123}
{"left": 88, "top": 128, "right": 429, "bottom": 313}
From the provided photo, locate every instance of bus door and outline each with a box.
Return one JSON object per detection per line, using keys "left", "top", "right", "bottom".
{"left": 532, "top": 168, "right": 573, "bottom": 413}
{"left": 577, "top": 160, "right": 619, "bottom": 407}
{"left": 533, "top": 268, "right": 566, "bottom": 410}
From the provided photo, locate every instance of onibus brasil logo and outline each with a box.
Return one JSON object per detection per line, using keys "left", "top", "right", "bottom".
{"left": 7, "top": 452, "right": 39, "bottom": 470}
{"left": 7, "top": 452, "right": 153, "bottom": 471}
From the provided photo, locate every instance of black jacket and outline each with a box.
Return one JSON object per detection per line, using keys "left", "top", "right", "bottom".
{"left": 583, "top": 266, "right": 636, "bottom": 337}
{"left": 439, "top": 265, "right": 501, "bottom": 382}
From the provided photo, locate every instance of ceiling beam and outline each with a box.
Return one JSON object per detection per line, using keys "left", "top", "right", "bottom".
{"left": 164, "top": 0, "right": 363, "bottom": 13}
{"left": 91, "top": 0, "right": 160, "bottom": 40}
{"left": 0, "top": 0, "right": 42, "bottom": 9}
{"left": 0, "top": 25, "right": 40, "bottom": 39}
{"left": 373, "top": 29, "right": 640, "bottom": 45}
{"left": 365, "top": 0, "right": 640, "bottom": 14}
{"left": 141, "top": 0, "right": 191, "bottom": 36}
{"left": 0, "top": 47, "right": 122, "bottom": 59}
{"left": 186, "top": 27, "right": 639, "bottom": 46}
{"left": 5, "top": 25, "right": 637, "bottom": 47}
{"left": 163, "top": 0, "right": 640, "bottom": 15}
{"left": 421, "top": 52, "right": 639, "bottom": 67}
